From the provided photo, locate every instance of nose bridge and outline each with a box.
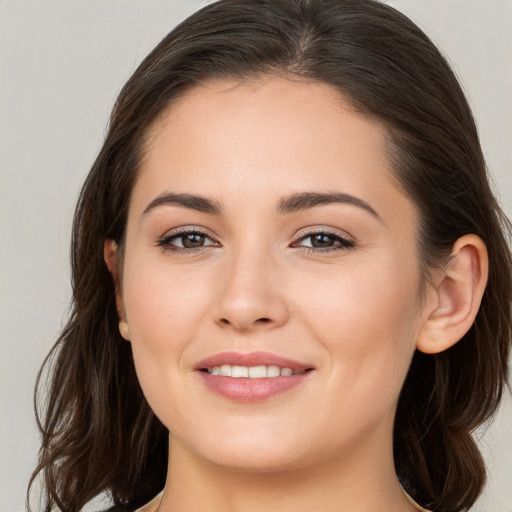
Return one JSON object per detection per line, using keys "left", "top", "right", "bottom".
{"left": 214, "top": 236, "right": 288, "bottom": 331}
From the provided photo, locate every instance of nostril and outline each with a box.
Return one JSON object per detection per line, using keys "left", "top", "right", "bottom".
{"left": 217, "top": 316, "right": 275, "bottom": 329}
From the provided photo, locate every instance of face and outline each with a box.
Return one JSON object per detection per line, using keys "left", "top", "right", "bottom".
{"left": 116, "top": 77, "right": 427, "bottom": 472}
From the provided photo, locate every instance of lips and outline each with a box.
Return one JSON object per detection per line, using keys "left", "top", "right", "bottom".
{"left": 194, "top": 351, "right": 313, "bottom": 373}
{"left": 194, "top": 351, "right": 315, "bottom": 402}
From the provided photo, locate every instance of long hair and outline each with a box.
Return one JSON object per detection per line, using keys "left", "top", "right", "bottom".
{"left": 29, "top": 1, "right": 512, "bottom": 511}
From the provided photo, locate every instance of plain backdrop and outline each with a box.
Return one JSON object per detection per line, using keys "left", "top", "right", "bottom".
{"left": 1, "top": 1, "right": 510, "bottom": 511}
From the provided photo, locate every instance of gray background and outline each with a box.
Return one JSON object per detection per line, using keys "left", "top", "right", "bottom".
{"left": 1, "top": 1, "right": 510, "bottom": 510}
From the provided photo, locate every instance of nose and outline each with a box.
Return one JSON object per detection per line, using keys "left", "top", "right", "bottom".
{"left": 213, "top": 250, "right": 289, "bottom": 332}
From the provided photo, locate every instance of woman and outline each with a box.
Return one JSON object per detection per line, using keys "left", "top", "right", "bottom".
{"left": 29, "top": 0, "right": 511, "bottom": 511}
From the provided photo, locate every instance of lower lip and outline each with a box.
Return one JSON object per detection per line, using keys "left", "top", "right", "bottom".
{"left": 197, "top": 371, "right": 313, "bottom": 402}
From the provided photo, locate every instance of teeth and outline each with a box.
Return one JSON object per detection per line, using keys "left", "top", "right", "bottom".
{"left": 207, "top": 364, "right": 304, "bottom": 378}
{"left": 219, "top": 365, "right": 231, "bottom": 377}
{"left": 267, "top": 365, "right": 280, "bottom": 377}
{"left": 231, "top": 365, "right": 249, "bottom": 378}
{"left": 249, "top": 365, "right": 267, "bottom": 378}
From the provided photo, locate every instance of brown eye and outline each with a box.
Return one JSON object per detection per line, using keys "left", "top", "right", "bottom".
{"left": 309, "top": 234, "right": 336, "bottom": 248}
{"left": 158, "top": 230, "right": 218, "bottom": 251}
{"left": 180, "top": 233, "right": 208, "bottom": 248}
{"left": 295, "top": 231, "right": 355, "bottom": 251}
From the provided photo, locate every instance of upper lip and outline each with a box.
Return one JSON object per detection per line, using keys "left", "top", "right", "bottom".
{"left": 194, "top": 351, "right": 314, "bottom": 372}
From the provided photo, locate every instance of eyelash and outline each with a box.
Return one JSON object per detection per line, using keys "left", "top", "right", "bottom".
{"left": 157, "top": 228, "right": 219, "bottom": 253}
{"left": 292, "top": 230, "right": 356, "bottom": 253}
{"left": 156, "top": 228, "right": 355, "bottom": 254}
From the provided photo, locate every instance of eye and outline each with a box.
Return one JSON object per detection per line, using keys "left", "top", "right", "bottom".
{"left": 293, "top": 231, "right": 355, "bottom": 252}
{"left": 157, "top": 229, "right": 219, "bottom": 252}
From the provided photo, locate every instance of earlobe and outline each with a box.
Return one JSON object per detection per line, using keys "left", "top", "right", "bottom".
{"left": 416, "top": 234, "right": 488, "bottom": 354}
{"left": 118, "top": 320, "right": 131, "bottom": 341}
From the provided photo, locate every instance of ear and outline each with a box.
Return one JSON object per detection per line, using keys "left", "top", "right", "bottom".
{"left": 104, "top": 239, "right": 130, "bottom": 341}
{"left": 416, "top": 234, "right": 488, "bottom": 354}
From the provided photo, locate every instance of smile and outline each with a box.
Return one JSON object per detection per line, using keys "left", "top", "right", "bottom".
{"left": 195, "top": 351, "right": 315, "bottom": 402}
{"left": 203, "top": 365, "right": 308, "bottom": 377}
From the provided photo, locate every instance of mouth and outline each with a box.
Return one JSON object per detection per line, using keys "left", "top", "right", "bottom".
{"left": 194, "top": 351, "right": 315, "bottom": 402}
{"left": 199, "top": 365, "right": 312, "bottom": 377}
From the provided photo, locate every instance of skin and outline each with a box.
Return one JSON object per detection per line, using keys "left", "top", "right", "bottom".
{"left": 105, "top": 77, "right": 487, "bottom": 512}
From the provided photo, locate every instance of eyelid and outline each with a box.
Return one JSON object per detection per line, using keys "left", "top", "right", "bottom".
{"left": 293, "top": 226, "right": 355, "bottom": 242}
{"left": 156, "top": 225, "right": 221, "bottom": 250}
{"left": 290, "top": 227, "right": 356, "bottom": 252}
{"left": 155, "top": 225, "right": 355, "bottom": 253}
{"left": 160, "top": 225, "right": 218, "bottom": 239}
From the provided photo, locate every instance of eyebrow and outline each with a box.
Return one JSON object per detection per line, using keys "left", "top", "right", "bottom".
{"left": 143, "top": 192, "right": 222, "bottom": 215}
{"left": 142, "top": 190, "right": 382, "bottom": 222}
{"left": 277, "top": 191, "right": 383, "bottom": 222}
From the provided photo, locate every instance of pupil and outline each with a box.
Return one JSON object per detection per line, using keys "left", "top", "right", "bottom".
{"left": 312, "top": 234, "right": 333, "bottom": 247}
{"left": 183, "top": 233, "right": 204, "bottom": 248}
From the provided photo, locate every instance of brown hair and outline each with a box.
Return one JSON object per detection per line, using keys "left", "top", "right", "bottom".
{"left": 29, "top": 1, "right": 512, "bottom": 511}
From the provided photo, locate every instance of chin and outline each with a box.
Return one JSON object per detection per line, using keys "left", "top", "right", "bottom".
{"left": 179, "top": 424, "right": 312, "bottom": 472}
{"left": 203, "top": 447, "right": 306, "bottom": 473}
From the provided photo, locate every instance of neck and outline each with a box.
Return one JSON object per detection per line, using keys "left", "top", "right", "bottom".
{"left": 157, "top": 428, "right": 418, "bottom": 512}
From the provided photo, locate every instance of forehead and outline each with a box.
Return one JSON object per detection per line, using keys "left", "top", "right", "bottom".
{"left": 148, "top": 77, "right": 376, "bottom": 149}
{"left": 130, "top": 77, "right": 415, "bottom": 228}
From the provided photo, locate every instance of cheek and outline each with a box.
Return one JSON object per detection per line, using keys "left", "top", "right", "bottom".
{"left": 123, "top": 256, "right": 211, "bottom": 344}
{"left": 298, "top": 254, "right": 419, "bottom": 330}
{"left": 121, "top": 256, "right": 214, "bottom": 404}
{"left": 296, "top": 257, "right": 421, "bottom": 400}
